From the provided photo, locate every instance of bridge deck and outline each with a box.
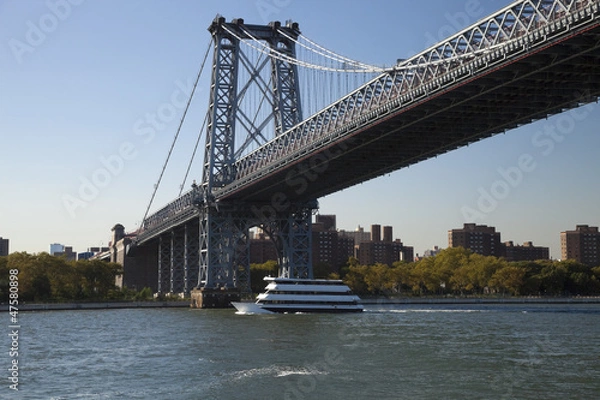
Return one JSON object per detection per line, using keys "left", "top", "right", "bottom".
{"left": 138, "top": 1, "right": 600, "bottom": 242}
{"left": 217, "top": 22, "right": 600, "bottom": 203}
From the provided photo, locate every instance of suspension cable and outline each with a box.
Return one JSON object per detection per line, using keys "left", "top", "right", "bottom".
{"left": 224, "top": 24, "right": 383, "bottom": 73}
{"left": 178, "top": 111, "right": 208, "bottom": 196}
{"left": 140, "top": 38, "right": 212, "bottom": 226}
{"left": 277, "top": 28, "right": 383, "bottom": 71}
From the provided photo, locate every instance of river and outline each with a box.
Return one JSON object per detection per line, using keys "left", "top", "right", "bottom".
{"left": 4, "top": 303, "right": 600, "bottom": 399}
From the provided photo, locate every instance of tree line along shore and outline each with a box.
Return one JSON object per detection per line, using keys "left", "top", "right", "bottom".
{"left": 2, "top": 247, "right": 600, "bottom": 304}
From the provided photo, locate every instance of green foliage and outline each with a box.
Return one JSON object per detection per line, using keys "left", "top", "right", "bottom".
{"left": 489, "top": 266, "right": 526, "bottom": 295}
{"left": 134, "top": 287, "right": 153, "bottom": 301}
{"left": 250, "top": 260, "right": 278, "bottom": 294}
{"left": 2, "top": 252, "right": 126, "bottom": 302}
{"left": 340, "top": 248, "right": 600, "bottom": 297}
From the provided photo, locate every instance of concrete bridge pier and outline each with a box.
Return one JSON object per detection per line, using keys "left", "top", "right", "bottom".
{"left": 190, "top": 287, "right": 240, "bottom": 308}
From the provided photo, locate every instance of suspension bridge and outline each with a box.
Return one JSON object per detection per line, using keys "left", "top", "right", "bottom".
{"left": 114, "top": 0, "right": 600, "bottom": 307}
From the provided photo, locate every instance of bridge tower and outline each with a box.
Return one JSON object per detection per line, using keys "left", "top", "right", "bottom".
{"left": 191, "top": 16, "right": 316, "bottom": 307}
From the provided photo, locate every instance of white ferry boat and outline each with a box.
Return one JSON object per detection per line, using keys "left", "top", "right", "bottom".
{"left": 232, "top": 276, "right": 363, "bottom": 314}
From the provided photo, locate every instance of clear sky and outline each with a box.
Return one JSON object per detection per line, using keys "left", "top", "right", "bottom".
{"left": 1, "top": 0, "right": 598, "bottom": 259}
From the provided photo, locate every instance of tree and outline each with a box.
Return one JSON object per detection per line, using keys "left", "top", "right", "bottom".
{"left": 537, "top": 263, "right": 568, "bottom": 295}
{"left": 3, "top": 252, "right": 123, "bottom": 302}
{"left": 343, "top": 265, "right": 369, "bottom": 295}
{"left": 489, "top": 266, "right": 526, "bottom": 296}
{"left": 76, "top": 259, "right": 122, "bottom": 299}
{"left": 363, "top": 263, "right": 395, "bottom": 296}
{"left": 0, "top": 256, "right": 9, "bottom": 301}
{"left": 250, "top": 260, "right": 278, "bottom": 294}
{"left": 391, "top": 261, "right": 416, "bottom": 295}
{"left": 8, "top": 252, "right": 52, "bottom": 301}
{"left": 412, "top": 256, "right": 439, "bottom": 294}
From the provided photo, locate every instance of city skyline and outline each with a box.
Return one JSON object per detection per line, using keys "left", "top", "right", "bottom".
{"left": 1, "top": 0, "right": 599, "bottom": 259}
{"left": 4, "top": 219, "right": 594, "bottom": 264}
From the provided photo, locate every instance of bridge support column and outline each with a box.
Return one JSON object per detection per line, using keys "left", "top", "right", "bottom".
{"left": 184, "top": 220, "right": 200, "bottom": 295}
{"left": 157, "top": 234, "right": 171, "bottom": 294}
{"left": 170, "top": 227, "right": 185, "bottom": 294}
{"left": 194, "top": 203, "right": 247, "bottom": 308}
{"left": 263, "top": 201, "right": 317, "bottom": 279}
{"left": 190, "top": 199, "right": 317, "bottom": 308}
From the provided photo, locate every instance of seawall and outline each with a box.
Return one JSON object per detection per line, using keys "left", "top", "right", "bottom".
{"left": 360, "top": 297, "right": 600, "bottom": 305}
{"left": 3, "top": 301, "right": 190, "bottom": 312}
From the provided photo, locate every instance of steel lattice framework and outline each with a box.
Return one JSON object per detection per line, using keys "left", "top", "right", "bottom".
{"left": 136, "top": 0, "right": 600, "bottom": 301}
{"left": 219, "top": 0, "right": 600, "bottom": 200}
{"left": 195, "top": 17, "right": 314, "bottom": 293}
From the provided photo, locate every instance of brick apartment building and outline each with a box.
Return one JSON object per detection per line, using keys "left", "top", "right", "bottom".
{"left": 448, "top": 223, "right": 503, "bottom": 257}
{"left": 561, "top": 225, "right": 600, "bottom": 266}
{"left": 503, "top": 241, "right": 549, "bottom": 262}
{"left": 356, "top": 224, "right": 414, "bottom": 266}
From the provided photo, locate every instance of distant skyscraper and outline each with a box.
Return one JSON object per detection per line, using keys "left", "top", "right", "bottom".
{"left": 356, "top": 225, "right": 414, "bottom": 265}
{"left": 0, "top": 237, "right": 9, "bottom": 256}
{"left": 561, "top": 225, "right": 600, "bottom": 266}
{"left": 371, "top": 224, "right": 381, "bottom": 242}
{"left": 50, "top": 243, "right": 64, "bottom": 255}
{"left": 383, "top": 226, "right": 393, "bottom": 243}
{"left": 448, "top": 223, "right": 503, "bottom": 257}
{"left": 422, "top": 246, "right": 442, "bottom": 258}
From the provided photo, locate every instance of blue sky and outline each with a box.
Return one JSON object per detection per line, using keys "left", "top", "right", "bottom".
{"left": 1, "top": 0, "right": 598, "bottom": 259}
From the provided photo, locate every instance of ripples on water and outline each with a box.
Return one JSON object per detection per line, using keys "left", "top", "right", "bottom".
{"left": 5, "top": 304, "right": 600, "bottom": 399}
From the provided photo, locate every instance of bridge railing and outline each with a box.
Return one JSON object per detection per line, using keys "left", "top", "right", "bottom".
{"left": 137, "top": 189, "right": 200, "bottom": 242}
{"left": 138, "top": 0, "right": 598, "bottom": 236}
{"left": 222, "top": 0, "right": 598, "bottom": 196}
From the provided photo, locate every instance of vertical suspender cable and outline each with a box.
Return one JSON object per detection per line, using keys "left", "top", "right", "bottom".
{"left": 178, "top": 112, "right": 209, "bottom": 197}
{"left": 140, "top": 38, "right": 212, "bottom": 227}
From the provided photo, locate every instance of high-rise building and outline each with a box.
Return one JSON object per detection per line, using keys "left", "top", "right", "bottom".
{"left": 561, "top": 225, "right": 600, "bottom": 266}
{"left": 312, "top": 215, "right": 353, "bottom": 273}
{"left": 338, "top": 225, "right": 371, "bottom": 245}
{"left": 504, "top": 241, "right": 549, "bottom": 262}
{"left": 0, "top": 237, "right": 9, "bottom": 256}
{"left": 383, "top": 226, "right": 393, "bottom": 243}
{"left": 356, "top": 225, "right": 414, "bottom": 265}
{"left": 50, "top": 243, "right": 65, "bottom": 255}
{"left": 371, "top": 224, "right": 381, "bottom": 242}
{"left": 448, "top": 223, "right": 503, "bottom": 257}
{"left": 54, "top": 246, "right": 76, "bottom": 261}
{"left": 316, "top": 215, "right": 336, "bottom": 231}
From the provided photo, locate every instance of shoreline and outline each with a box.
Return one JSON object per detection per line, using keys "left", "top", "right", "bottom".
{"left": 3, "top": 301, "right": 191, "bottom": 312}
{"left": 5, "top": 296, "right": 600, "bottom": 312}
{"left": 360, "top": 296, "right": 600, "bottom": 305}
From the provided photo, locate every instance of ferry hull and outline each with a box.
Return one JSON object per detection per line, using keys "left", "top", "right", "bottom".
{"left": 232, "top": 302, "right": 363, "bottom": 314}
{"left": 262, "top": 306, "right": 364, "bottom": 313}
{"left": 233, "top": 277, "right": 364, "bottom": 314}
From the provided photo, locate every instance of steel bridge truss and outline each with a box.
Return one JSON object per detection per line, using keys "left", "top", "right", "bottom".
{"left": 156, "top": 221, "right": 200, "bottom": 295}
{"left": 194, "top": 17, "right": 313, "bottom": 292}
{"left": 138, "top": 0, "right": 600, "bottom": 298}
{"left": 196, "top": 199, "right": 316, "bottom": 291}
{"left": 221, "top": 0, "right": 600, "bottom": 197}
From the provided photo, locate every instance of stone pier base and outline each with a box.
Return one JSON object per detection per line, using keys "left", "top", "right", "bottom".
{"left": 190, "top": 288, "right": 240, "bottom": 308}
